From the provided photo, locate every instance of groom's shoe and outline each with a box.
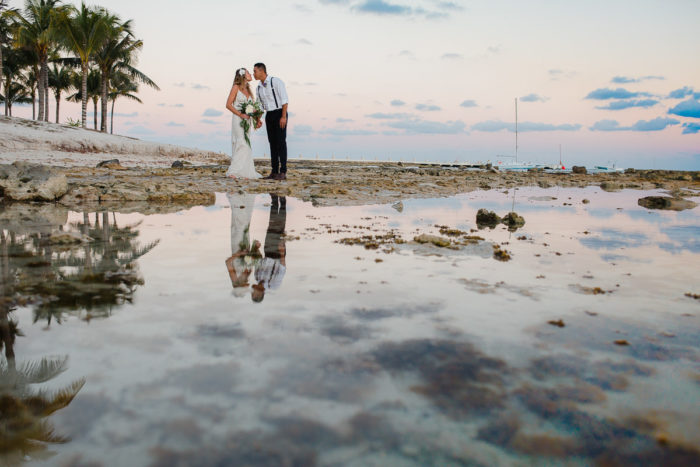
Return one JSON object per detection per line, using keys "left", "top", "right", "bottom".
{"left": 274, "top": 172, "right": 287, "bottom": 181}
{"left": 263, "top": 173, "right": 277, "bottom": 180}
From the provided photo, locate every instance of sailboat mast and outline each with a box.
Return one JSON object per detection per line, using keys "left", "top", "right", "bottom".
{"left": 515, "top": 98, "right": 518, "bottom": 163}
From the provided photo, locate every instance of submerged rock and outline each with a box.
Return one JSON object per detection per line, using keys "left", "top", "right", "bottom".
{"left": 638, "top": 196, "right": 697, "bottom": 211}
{"left": 391, "top": 201, "right": 404, "bottom": 212}
{"left": 476, "top": 209, "right": 501, "bottom": 228}
{"left": 414, "top": 234, "right": 451, "bottom": 248}
{"left": 600, "top": 181, "right": 623, "bottom": 192}
{"left": 0, "top": 162, "right": 68, "bottom": 201}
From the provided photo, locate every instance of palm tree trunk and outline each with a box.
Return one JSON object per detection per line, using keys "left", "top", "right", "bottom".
{"left": 44, "top": 69, "right": 49, "bottom": 122}
{"left": 38, "top": 59, "right": 46, "bottom": 122}
{"left": 55, "top": 93, "right": 60, "bottom": 123}
{"left": 81, "top": 62, "right": 88, "bottom": 128}
{"left": 3, "top": 77, "right": 7, "bottom": 117}
{"left": 93, "top": 98, "right": 97, "bottom": 130}
{"left": 110, "top": 98, "right": 115, "bottom": 134}
{"left": 100, "top": 71, "right": 108, "bottom": 132}
{"left": 0, "top": 44, "right": 3, "bottom": 105}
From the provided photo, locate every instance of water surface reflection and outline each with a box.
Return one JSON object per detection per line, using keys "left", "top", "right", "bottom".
{"left": 1, "top": 187, "right": 698, "bottom": 465}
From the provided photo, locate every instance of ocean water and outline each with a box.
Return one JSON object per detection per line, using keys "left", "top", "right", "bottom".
{"left": 1, "top": 187, "right": 699, "bottom": 466}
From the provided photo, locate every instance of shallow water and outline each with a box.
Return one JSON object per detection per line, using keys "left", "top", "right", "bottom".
{"left": 1, "top": 187, "right": 699, "bottom": 466}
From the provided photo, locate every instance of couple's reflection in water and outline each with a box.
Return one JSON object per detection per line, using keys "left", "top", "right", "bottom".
{"left": 226, "top": 193, "right": 286, "bottom": 302}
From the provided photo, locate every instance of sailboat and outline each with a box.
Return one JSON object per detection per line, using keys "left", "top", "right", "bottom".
{"left": 494, "top": 99, "right": 537, "bottom": 171}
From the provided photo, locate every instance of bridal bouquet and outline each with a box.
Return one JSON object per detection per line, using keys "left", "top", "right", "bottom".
{"left": 238, "top": 100, "right": 264, "bottom": 147}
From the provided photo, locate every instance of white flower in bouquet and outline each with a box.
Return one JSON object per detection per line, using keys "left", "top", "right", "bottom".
{"left": 245, "top": 104, "right": 255, "bottom": 114}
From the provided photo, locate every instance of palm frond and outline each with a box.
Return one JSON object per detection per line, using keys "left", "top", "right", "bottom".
{"left": 14, "top": 355, "right": 69, "bottom": 384}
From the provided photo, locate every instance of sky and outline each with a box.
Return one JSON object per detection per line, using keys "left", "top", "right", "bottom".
{"left": 7, "top": 0, "right": 700, "bottom": 169}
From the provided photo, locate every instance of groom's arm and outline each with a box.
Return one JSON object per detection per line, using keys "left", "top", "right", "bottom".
{"left": 256, "top": 85, "right": 264, "bottom": 129}
{"left": 277, "top": 79, "right": 289, "bottom": 129}
{"left": 280, "top": 103, "right": 288, "bottom": 129}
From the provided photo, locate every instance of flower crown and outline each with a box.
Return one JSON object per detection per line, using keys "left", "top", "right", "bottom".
{"left": 238, "top": 69, "right": 246, "bottom": 77}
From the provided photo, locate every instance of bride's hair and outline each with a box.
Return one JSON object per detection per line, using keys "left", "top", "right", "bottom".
{"left": 234, "top": 68, "right": 252, "bottom": 96}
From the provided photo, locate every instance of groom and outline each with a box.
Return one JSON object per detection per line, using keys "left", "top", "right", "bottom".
{"left": 254, "top": 63, "right": 289, "bottom": 181}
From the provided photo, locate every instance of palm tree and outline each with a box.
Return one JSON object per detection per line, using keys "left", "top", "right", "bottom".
{"left": 1, "top": 45, "right": 34, "bottom": 116}
{"left": 60, "top": 2, "right": 111, "bottom": 129}
{"left": 0, "top": 0, "right": 14, "bottom": 101}
{"left": 47, "top": 62, "right": 72, "bottom": 122}
{"left": 0, "top": 80, "right": 32, "bottom": 115}
{"left": 21, "top": 63, "right": 38, "bottom": 118}
{"left": 13, "top": 0, "right": 68, "bottom": 122}
{"left": 95, "top": 17, "right": 132, "bottom": 132}
{"left": 67, "top": 66, "right": 99, "bottom": 129}
{"left": 108, "top": 71, "right": 140, "bottom": 134}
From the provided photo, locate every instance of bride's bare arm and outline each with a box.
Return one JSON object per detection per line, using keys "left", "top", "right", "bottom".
{"left": 225, "top": 85, "right": 249, "bottom": 118}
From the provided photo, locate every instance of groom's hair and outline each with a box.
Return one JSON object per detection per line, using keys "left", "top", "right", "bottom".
{"left": 254, "top": 63, "right": 267, "bottom": 73}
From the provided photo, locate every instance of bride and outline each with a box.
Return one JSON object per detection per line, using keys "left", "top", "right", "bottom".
{"left": 225, "top": 68, "right": 261, "bottom": 179}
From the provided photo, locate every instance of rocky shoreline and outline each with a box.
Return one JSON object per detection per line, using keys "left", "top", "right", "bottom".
{"left": 0, "top": 159, "right": 698, "bottom": 212}
{"left": 1, "top": 116, "right": 699, "bottom": 211}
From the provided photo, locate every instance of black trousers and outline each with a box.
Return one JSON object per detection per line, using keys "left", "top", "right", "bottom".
{"left": 265, "top": 109, "right": 288, "bottom": 174}
{"left": 265, "top": 194, "right": 286, "bottom": 259}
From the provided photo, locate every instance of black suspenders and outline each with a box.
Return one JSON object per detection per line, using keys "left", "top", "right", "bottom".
{"left": 270, "top": 77, "right": 279, "bottom": 109}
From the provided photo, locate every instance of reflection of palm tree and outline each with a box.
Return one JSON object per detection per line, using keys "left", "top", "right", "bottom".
{"left": 1, "top": 228, "right": 85, "bottom": 461}
{"left": 0, "top": 206, "right": 158, "bottom": 326}
{"left": 33, "top": 211, "right": 159, "bottom": 323}
{"left": 0, "top": 355, "right": 85, "bottom": 461}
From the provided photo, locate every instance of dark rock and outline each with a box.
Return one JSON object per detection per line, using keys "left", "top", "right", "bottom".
{"left": 476, "top": 209, "right": 501, "bottom": 228}
{"left": 638, "top": 196, "right": 697, "bottom": 211}
{"left": 501, "top": 212, "right": 525, "bottom": 230}
{"left": 572, "top": 166, "right": 587, "bottom": 174}
{"left": 96, "top": 159, "right": 120, "bottom": 168}
{"left": 171, "top": 160, "right": 185, "bottom": 168}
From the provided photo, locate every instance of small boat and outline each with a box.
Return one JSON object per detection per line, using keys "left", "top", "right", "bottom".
{"left": 592, "top": 165, "right": 625, "bottom": 173}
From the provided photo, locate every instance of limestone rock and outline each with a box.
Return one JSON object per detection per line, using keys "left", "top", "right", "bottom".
{"left": 60, "top": 185, "right": 102, "bottom": 205}
{"left": 0, "top": 162, "right": 68, "bottom": 201}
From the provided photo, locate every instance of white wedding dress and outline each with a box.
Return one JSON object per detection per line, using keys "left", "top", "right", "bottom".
{"left": 227, "top": 91, "right": 262, "bottom": 179}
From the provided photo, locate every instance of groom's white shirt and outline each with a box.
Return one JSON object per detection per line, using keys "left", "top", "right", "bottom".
{"left": 256, "top": 76, "right": 288, "bottom": 112}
